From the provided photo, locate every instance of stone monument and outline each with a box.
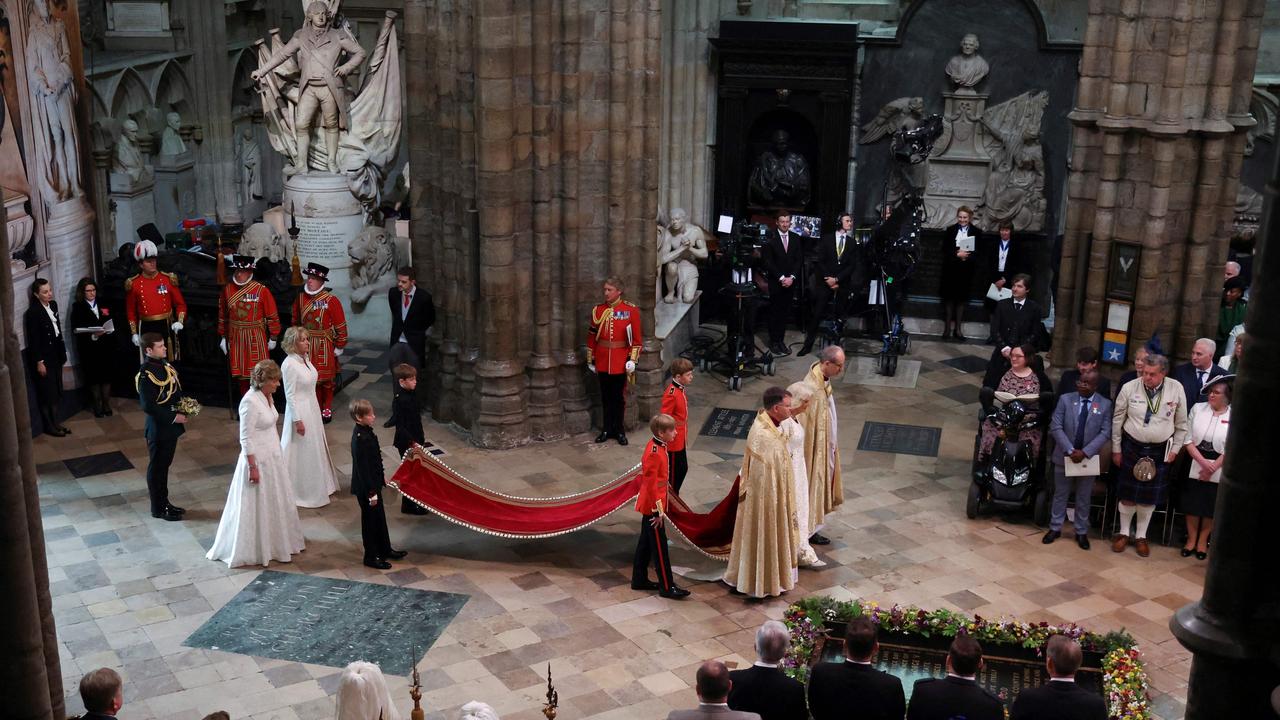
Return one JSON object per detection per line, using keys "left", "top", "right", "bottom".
{"left": 657, "top": 208, "right": 707, "bottom": 304}
{"left": 160, "top": 110, "right": 186, "bottom": 155}
{"left": 922, "top": 33, "right": 992, "bottom": 227}
{"left": 109, "top": 119, "right": 156, "bottom": 249}
{"left": 748, "top": 129, "right": 811, "bottom": 208}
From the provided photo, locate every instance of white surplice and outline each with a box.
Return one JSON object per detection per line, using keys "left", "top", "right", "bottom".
{"left": 206, "top": 389, "right": 306, "bottom": 567}
{"left": 281, "top": 354, "right": 340, "bottom": 507}
{"left": 780, "top": 417, "right": 820, "bottom": 567}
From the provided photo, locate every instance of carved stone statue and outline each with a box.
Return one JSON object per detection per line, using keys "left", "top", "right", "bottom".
{"left": 25, "top": 0, "right": 83, "bottom": 206}
{"left": 860, "top": 97, "right": 925, "bottom": 145}
{"left": 252, "top": 1, "right": 366, "bottom": 174}
{"left": 748, "top": 129, "right": 811, "bottom": 208}
{"left": 974, "top": 91, "right": 1048, "bottom": 232}
{"left": 945, "top": 33, "right": 989, "bottom": 89}
{"left": 658, "top": 208, "right": 708, "bottom": 304}
{"left": 239, "top": 221, "right": 291, "bottom": 263}
{"left": 160, "top": 111, "right": 186, "bottom": 155}
{"left": 348, "top": 224, "right": 398, "bottom": 307}
{"left": 238, "top": 127, "right": 262, "bottom": 205}
{"left": 113, "top": 119, "right": 152, "bottom": 184}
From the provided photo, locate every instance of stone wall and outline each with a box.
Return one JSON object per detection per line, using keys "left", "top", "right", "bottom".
{"left": 405, "top": 0, "right": 663, "bottom": 449}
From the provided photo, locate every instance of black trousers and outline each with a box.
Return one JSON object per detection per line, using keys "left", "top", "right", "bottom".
{"left": 670, "top": 449, "right": 688, "bottom": 494}
{"left": 767, "top": 283, "right": 794, "bottom": 345}
{"left": 805, "top": 284, "right": 847, "bottom": 343}
{"left": 632, "top": 513, "right": 675, "bottom": 590}
{"left": 358, "top": 490, "right": 393, "bottom": 560}
{"left": 145, "top": 434, "right": 178, "bottom": 515}
{"left": 598, "top": 372, "right": 627, "bottom": 437}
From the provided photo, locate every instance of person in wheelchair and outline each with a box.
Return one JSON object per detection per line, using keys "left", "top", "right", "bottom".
{"left": 978, "top": 343, "right": 1054, "bottom": 462}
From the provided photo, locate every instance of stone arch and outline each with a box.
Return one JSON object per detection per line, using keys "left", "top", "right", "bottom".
{"left": 152, "top": 58, "right": 194, "bottom": 116}
{"left": 109, "top": 67, "right": 153, "bottom": 123}
{"left": 229, "top": 47, "right": 259, "bottom": 112}
{"left": 868, "top": 0, "right": 1080, "bottom": 51}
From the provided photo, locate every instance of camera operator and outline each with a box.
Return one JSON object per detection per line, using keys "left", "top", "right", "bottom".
{"left": 799, "top": 213, "right": 858, "bottom": 357}
{"left": 762, "top": 211, "right": 804, "bottom": 356}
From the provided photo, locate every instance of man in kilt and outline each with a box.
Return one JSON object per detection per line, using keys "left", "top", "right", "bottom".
{"left": 1110, "top": 353, "right": 1188, "bottom": 557}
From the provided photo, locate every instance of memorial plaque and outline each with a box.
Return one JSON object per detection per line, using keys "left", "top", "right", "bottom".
{"left": 185, "top": 570, "right": 468, "bottom": 674}
{"left": 699, "top": 408, "right": 756, "bottom": 439}
{"left": 857, "top": 421, "right": 942, "bottom": 457}
{"left": 297, "top": 215, "right": 363, "bottom": 268}
{"left": 107, "top": 1, "right": 170, "bottom": 32}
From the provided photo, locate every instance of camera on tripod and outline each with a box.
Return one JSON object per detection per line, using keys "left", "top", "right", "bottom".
{"left": 720, "top": 220, "right": 768, "bottom": 275}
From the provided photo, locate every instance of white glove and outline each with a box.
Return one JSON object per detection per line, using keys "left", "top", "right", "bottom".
{"left": 625, "top": 360, "right": 636, "bottom": 373}
{"left": 268, "top": 340, "right": 278, "bottom": 350}
{"left": 131, "top": 333, "right": 141, "bottom": 347}
{"left": 586, "top": 363, "right": 597, "bottom": 374}
{"left": 171, "top": 321, "right": 184, "bottom": 332}
{"left": 333, "top": 348, "right": 344, "bottom": 356}
{"left": 220, "top": 338, "right": 228, "bottom": 354}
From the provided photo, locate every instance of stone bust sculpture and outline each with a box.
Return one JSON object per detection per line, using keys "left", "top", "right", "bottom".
{"left": 748, "top": 129, "right": 811, "bottom": 208}
{"left": 945, "top": 33, "right": 989, "bottom": 89}
{"left": 160, "top": 111, "right": 186, "bottom": 155}
{"left": 113, "top": 119, "right": 152, "bottom": 184}
{"left": 658, "top": 208, "right": 709, "bottom": 304}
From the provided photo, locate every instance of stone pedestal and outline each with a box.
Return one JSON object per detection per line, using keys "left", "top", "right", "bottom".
{"left": 5, "top": 189, "right": 35, "bottom": 269}
{"left": 154, "top": 151, "right": 197, "bottom": 230}
{"left": 655, "top": 292, "right": 701, "bottom": 364}
{"left": 108, "top": 172, "right": 156, "bottom": 250}
{"left": 924, "top": 90, "right": 991, "bottom": 228}
{"left": 43, "top": 196, "right": 96, "bottom": 372}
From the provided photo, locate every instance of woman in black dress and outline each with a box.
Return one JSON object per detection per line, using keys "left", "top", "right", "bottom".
{"left": 24, "top": 277, "right": 70, "bottom": 436}
{"left": 939, "top": 206, "right": 981, "bottom": 341}
{"left": 70, "top": 277, "right": 115, "bottom": 417}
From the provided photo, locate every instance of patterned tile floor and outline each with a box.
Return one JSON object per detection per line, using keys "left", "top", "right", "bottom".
{"left": 41, "top": 332, "right": 1198, "bottom": 720}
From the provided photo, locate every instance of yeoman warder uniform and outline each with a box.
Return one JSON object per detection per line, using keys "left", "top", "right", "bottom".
{"left": 218, "top": 255, "right": 282, "bottom": 396}
{"left": 292, "top": 263, "right": 349, "bottom": 421}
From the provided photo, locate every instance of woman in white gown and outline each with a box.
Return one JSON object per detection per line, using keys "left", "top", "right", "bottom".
{"left": 281, "top": 327, "right": 340, "bottom": 507}
{"left": 207, "top": 359, "right": 306, "bottom": 567}
{"left": 783, "top": 381, "right": 825, "bottom": 568}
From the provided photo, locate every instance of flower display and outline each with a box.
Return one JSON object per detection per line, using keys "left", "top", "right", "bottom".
{"left": 782, "top": 596, "right": 1151, "bottom": 719}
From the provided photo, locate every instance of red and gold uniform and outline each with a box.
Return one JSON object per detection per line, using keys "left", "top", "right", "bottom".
{"left": 292, "top": 287, "right": 348, "bottom": 415}
{"left": 126, "top": 271, "right": 188, "bottom": 360}
{"left": 631, "top": 436, "right": 676, "bottom": 593}
{"left": 661, "top": 380, "right": 689, "bottom": 493}
{"left": 587, "top": 298, "right": 642, "bottom": 441}
{"left": 218, "top": 279, "right": 281, "bottom": 389}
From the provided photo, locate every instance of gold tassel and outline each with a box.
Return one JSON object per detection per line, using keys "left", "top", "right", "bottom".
{"left": 216, "top": 248, "right": 226, "bottom": 285}
{"left": 290, "top": 248, "right": 303, "bottom": 286}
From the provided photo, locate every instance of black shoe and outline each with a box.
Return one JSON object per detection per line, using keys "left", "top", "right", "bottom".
{"left": 151, "top": 511, "right": 182, "bottom": 521}
{"left": 659, "top": 586, "right": 691, "bottom": 599}
{"left": 322, "top": 415, "right": 333, "bottom": 425}
{"left": 166, "top": 504, "right": 186, "bottom": 515}
{"left": 809, "top": 533, "right": 831, "bottom": 545}
{"left": 797, "top": 344, "right": 813, "bottom": 357}
{"left": 382, "top": 417, "right": 396, "bottom": 428}
{"left": 595, "top": 432, "right": 610, "bottom": 443}
{"left": 631, "top": 580, "right": 660, "bottom": 591}
{"left": 93, "top": 409, "right": 105, "bottom": 418}
{"left": 56, "top": 425, "right": 72, "bottom": 435}
{"left": 1180, "top": 547, "right": 1194, "bottom": 557}
{"left": 1042, "top": 530, "right": 1060, "bottom": 544}
{"left": 1076, "top": 534, "right": 1091, "bottom": 550}
{"left": 364, "top": 558, "right": 392, "bottom": 570}
{"left": 1195, "top": 551, "right": 1207, "bottom": 561}
{"left": 617, "top": 434, "right": 628, "bottom": 446}
{"left": 47, "top": 427, "right": 69, "bottom": 437}
{"left": 387, "top": 549, "right": 408, "bottom": 560}
{"left": 104, "top": 407, "right": 114, "bottom": 417}
{"left": 770, "top": 343, "right": 791, "bottom": 356}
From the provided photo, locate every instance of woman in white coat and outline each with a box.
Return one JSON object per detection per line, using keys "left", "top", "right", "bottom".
{"left": 207, "top": 359, "right": 306, "bottom": 567}
{"left": 281, "top": 327, "right": 340, "bottom": 507}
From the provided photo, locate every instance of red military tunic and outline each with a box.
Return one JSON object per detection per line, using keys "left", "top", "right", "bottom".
{"left": 587, "top": 299, "right": 642, "bottom": 374}
{"left": 292, "top": 289, "right": 349, "bottom": 381}
{"left": 125, "top": 271, "right": 187, "bottom": 333}
{"left": 218, "top": 280, "right": 281, "bottom": 378}
{"left": 661, "top": 381, "right": 688, "bottom": 452}
{"left": 634, "top": 437, "right": 670, "bottom": 515}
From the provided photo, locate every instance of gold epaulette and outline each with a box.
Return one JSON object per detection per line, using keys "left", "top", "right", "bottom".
{"left": 164, "top": 271, "right": 179, "bottom": 284}
{"left": 125, "top": 274, "right": 138, "bottom": 292}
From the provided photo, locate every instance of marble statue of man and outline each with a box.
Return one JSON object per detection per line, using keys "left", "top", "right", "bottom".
{"left": 251, "top": 1, "right": 366, "bottom": 174}
{"left": 25, "top": 0, "right": 83, "bottom": 205}
{"left": 658, "top": 208, "right": 708, "bottom": 304}
{"left": 160, "top": 111, "right": 186, "bottom": 155}
{"left": 238, "top": 127, "right": 262, "bottom": 204}
{"left": 945, "top": 33, "right": 989, "bottom": 88}
{"left": 113, "top": 119, "right": 152, "bottom": 184}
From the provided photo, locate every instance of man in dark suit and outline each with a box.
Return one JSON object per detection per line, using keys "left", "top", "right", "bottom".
{"left": 729, "top": 621, "right": 807, "bottom": 720}
{"left": 981, "top": 221, "right": 1030, "bottom": 342}
{"left": 77, "top": 667, "right": 124, "bottom": 720}
{"left": 760, "top": 212, "right": 804, "bottom": 357}
{"left": 137, "top": 333, "right": 187, "bottom": 522}
{"left": 387, "top": 267, "right": 435, "bottom": 423}
{"left": 808, "top": 617, "right": 905, "bottom": 720}
{"left": 992, "top": 274, "right": 1043, "bottom": 355}
{"left": 1010, "top": 636, "right": 1107, "bottom": 720}
{"left": 799, "top": 213, "right": 858, "bottom": 357}
{"left": 668, "top": 661, "right": 762, "bottom": 720}
{"left": 1171, "top": 338, "right": 1225, "bottom": 408}
{"left": 1046, "top": 371, "right": 1112, "bottom": 549}
{"left": 907, "top": 636, "right": 1003, "bottom": 720}
{"left": 1058, "top": 346, "right": 1112, "bottom": 401}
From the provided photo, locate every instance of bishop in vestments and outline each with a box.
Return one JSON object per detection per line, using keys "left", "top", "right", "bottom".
{"left": 797, "top": 346, "right": 846, "bottom": 545}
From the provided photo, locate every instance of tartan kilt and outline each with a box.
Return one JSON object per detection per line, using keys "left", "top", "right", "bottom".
{"left": 1117, "top": 435, "right": 1170, "bottom": 505}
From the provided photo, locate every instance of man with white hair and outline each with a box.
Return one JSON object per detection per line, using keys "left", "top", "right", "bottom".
{"left": 1172, "top": 338, "right": 1225, "bottom": 409}
{"left": 728, "top": 621, "right": 807, "bottom": 720}
{"left": 335, "top": 661, "right": 402, "bottom": 720}
{"left": 1224, "top": 261, "right": 1241, "bottom": 282}
{"left": 796, "top": 345, "right": 846, "bottom": 545}
{"left": 458, "top": 701, "right": 500, "bottom": 720}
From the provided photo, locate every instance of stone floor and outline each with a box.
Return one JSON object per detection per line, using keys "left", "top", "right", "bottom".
{"left": 41, "top": 332, "right": 1199, "bottom": 720}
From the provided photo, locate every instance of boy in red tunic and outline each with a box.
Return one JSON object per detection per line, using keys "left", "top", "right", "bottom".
{"left": 632, "top": 413, "right": 690, "bottom": 599}
{"left": 218, "top": 255, "right": 281, "bottom": 396}
{"left": 292, "top": 263, "right": 349, "bottom": 422}
{"left": 661, "top": 358, "right": 694, "bottom": 494}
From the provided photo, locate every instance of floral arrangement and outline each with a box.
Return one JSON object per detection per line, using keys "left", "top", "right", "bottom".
{"left": 781, "top": 596, "right": 1151, "bottom": 719}
{"left": 173, "top": 395, "right": 203, "bottom": 418}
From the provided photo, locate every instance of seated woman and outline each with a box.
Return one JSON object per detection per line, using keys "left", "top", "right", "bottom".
{"left": 978, "top": 343, "right": 1051, "bottom": 461}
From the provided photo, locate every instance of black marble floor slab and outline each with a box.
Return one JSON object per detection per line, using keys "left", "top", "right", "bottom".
{"left": 63, "top": 451, "right": 134, "bottom": 478}
{"left": 857, "top": 421, "right": 943, "bottom": 457}
{"left": 941, "top": 355, "right": 991, "bottom": 374}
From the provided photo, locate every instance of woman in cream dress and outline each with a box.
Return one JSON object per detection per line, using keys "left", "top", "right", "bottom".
{"left": 783, "top": 382, "right": 825, "bottom": 568}
{"left": 207, "top": 360, "right": 306, "bottom": 567}
{"left": 281, "top": 327, "right": 340, "bottom": 507}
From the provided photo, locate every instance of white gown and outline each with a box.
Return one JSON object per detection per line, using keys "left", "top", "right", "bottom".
{"left": 780, "top": 416, "right": 821, "bottom": 567}
{"left": 281, "top": 354, "right": 340, "bottom": 507}
{"left": 206, "top": 390, "right": 306, "bottom": 567}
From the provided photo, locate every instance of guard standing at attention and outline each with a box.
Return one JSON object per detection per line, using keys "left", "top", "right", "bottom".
{"left": 126, "top": 239, "right": 187, "bottom": 359}
{"left": 219, "top": 255, "right": 282, "bottom": 397}
{"left": 587, "top": 276, "right": 642, "bottom": 445}
{"left": 292, "top": 262, "right": 349, "bottom": 422}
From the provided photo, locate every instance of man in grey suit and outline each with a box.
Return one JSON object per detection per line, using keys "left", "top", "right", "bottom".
{"left": 668, "top": 661, "right": 762, "bottom": 720}
{"left": 1045, "top": 370, "right": 1111, "bottom": 549}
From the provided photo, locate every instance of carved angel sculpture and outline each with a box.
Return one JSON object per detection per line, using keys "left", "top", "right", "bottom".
{"left": 974, "top": 91, "right": 1048, "bottom": 232}
{"left": 860, "top": 97, "right": 925, "bottom": 145}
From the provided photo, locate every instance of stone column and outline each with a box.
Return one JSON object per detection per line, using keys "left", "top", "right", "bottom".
{"left": 658, "top": 0, "right": 720, "bottom": 222}
{"left": 1052, "top": 0, "right": 1264, "bottom": 369}
{"left": 185, "top": 0, "right": 236, "bottom": 221}
{"left": 1171, "top": 131, "right": 1280, "bottom": 719}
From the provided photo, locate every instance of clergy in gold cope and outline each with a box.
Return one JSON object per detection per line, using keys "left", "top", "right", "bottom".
{"left": 798, "top": 346, "right": 846, "bottom": 544}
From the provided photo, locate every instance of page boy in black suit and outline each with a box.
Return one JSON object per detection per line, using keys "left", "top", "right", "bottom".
{"left": 349, "top": 398, "right": 408, "bottom": 569}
